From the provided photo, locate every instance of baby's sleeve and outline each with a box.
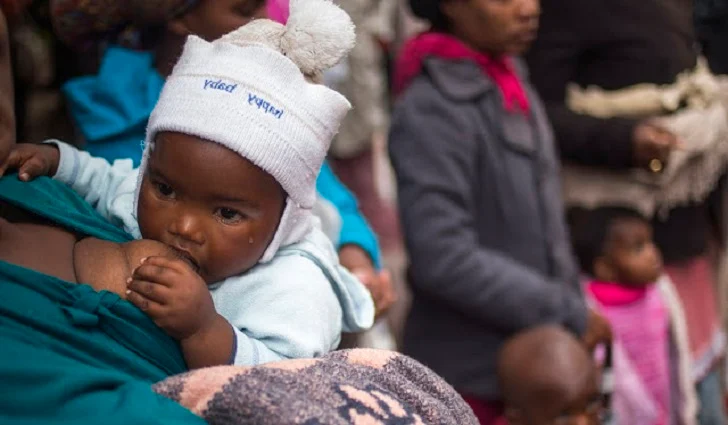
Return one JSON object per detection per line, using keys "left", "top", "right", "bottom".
{"left": 212, "top": 254, "right": 343, "bottom": 366}
{"left": 49, "top": 140, "right": 140, "bottom": 233}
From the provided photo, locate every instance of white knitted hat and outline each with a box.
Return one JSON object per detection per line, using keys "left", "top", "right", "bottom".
{"left": 135, "top": 0, "right": 355, "bottom": 262}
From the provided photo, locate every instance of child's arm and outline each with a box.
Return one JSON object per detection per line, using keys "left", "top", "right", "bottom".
{"left": 179, "top": 314, "right": 236, "bottom": 369}
{"left": 317, "top": 162, "right": 395, "bottom": 317}
{"left": 211, "top": 254, "right": 350, "bottom": 366}
{"left": 126, "top": 253, "right": 346, "bottom": 367}
{"left": 316, "top": 161, "right": 381, "bottom": 268}
{"left": 0, "top": 142, "right": 138, "bottom": 230}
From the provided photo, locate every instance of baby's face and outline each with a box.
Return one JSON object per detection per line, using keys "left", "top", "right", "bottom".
{"left": 136, "top": 132, "right": 285, "bottom": 284}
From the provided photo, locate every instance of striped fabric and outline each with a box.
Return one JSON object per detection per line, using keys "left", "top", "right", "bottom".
{"left": 664, "top": 256, "right": 725, "bottom": 380}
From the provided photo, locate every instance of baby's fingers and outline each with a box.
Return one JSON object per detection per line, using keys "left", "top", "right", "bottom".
{"left": 127, "top": 278, "right": 171, "bottom": 305}
{"left": 0, "top": 147, "right": 26, "bottom": 177}
{"left": 0, "top": 143, "right": 59, "bottom": 180}
{"left": 125, "top": 289, "right": 164, "bottom": 317}
{"left": 132, "top": 262, "right": 178, "bottom": 287}
{"left": 139, "top": 255, "right": 192, "bottom": 274}
{"left": 17, "top": 156, "right": 49, "bottom": 181}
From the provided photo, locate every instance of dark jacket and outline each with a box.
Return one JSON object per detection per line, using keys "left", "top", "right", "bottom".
{"left": 388, "top": 57, "right": 588, "bottom": 399}
{"left": 525, "top": 0, "right": 719, "bottom": 263}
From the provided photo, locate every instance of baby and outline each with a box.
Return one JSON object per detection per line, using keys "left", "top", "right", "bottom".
{"left": 570, "top": 207, "right": 688, "bottom": 424}
{"left": 0, "top": 0, "right": 374, "bottom": 369}
{"left": 498, "top": 326, "right": 603, "bottom": 425}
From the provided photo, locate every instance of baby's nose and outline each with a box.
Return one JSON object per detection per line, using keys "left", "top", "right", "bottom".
{"left": 169, "top": 214, "right": 205, "bottom": 245}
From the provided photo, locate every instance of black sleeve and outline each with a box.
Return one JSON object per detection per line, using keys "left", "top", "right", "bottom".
{"left": 525, "top": 0, "right": 639, "bottom": 169}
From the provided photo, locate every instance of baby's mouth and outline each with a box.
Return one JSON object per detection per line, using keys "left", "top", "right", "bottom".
{"left": 170, "top": 247, "right": 201, "bottom": 273}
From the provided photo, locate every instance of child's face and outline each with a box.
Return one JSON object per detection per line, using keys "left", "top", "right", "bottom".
{"left": 597, "top": 218, "right": 663, "bottom": 286}
{"left": 178, "top": 0, "right": 267, "bottom": 42}
{"left": 137, "top": 132, "right": 285, "bottom": 284}
{"left": 507, "top": 372, "right": 603, "bottom": 425}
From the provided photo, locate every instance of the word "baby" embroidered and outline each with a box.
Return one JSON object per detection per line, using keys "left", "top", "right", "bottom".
{"left": 248, "top": 93, "right": 284, "bottom": 119}
{"left": 204, "top": 79, "right": 238, "bottom": 93}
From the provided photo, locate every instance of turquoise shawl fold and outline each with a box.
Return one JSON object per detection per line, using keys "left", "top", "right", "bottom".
{"left": 0, "top": 175, "right": 204, "bottom": 425}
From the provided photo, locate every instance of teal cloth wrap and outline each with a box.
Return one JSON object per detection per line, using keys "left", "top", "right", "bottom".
{"left": 0, "top": 175, "right": 204, "bottom": 425}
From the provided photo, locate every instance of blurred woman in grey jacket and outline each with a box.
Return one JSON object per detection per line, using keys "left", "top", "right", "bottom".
{"left": 388, "top": 0, "right": 610, "bottom": 423}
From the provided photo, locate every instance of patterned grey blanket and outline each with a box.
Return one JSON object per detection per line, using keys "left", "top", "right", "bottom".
{"left": 153, "top": 349, "right": 478, "bottom": 425}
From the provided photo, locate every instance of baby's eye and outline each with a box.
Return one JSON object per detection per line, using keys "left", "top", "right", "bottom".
{"left": 216, "top": 207, "right": 244, "bottom": 224}
{"left": 154, "top": 182, "right": 175, "bottom": 199}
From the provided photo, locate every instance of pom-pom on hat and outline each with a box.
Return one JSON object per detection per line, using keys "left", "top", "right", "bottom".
{"left": 136, "top": 0, "right": 355, "bottom": 262}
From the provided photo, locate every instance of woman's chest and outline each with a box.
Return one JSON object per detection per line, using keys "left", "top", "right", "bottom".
{"left": 74, "top": 238, "right": 178, "bottom": 297}
{"left": 0, "top": 221, "right": 78, "bottom": 283}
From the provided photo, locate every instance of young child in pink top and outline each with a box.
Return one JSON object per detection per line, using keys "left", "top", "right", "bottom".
{"left": 571, "top": 207, "right": 681, "bottom": 425}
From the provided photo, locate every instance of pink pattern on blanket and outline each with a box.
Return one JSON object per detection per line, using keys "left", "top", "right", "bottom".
{"left": 153, "top": 349, "right": 478, "bottom": 425}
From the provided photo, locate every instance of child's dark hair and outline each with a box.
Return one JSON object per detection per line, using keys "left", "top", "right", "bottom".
{"left": 567, "top": 206, "right": 648, "bottom": 276}
{"left": 409, "top": 0, "right": 450, "bottom": 31}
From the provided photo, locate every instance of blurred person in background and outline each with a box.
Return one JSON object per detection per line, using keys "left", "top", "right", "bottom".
{"left": 263, "top": 0, "right": 403, "bottom": 349}
{"left": 0, "top": 2, "right": 16, "bottom": 162}
{"left": 526, "top": 0, "right": 728, "bottom": 423}
{"left": 3, "top": 0, "right": 76, "bottom": 145}
{"left": 388, "top": 0, "right": 611, "bottom": 423}
{"left": 323, "top": 0, "right": 402, "bottom": 350}
{"left": 497, "top": 326, "right": 603, "bottom": 425}
{"left": 571, "top": 206, "right": 698, "bottom": 425}
{"left": 696, "top": 0, "right": 728, "bottom": 75}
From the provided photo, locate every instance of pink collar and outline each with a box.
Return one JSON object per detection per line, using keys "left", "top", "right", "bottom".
{"left": 588, "top": 281, "right": 650, "bottom": 306}
{"left": 393, "top": 31, "right": 530, "bottom": 114}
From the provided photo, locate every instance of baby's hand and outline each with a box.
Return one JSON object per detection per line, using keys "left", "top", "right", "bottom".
{"left": 126, "top": 256, "right": 218, "bottom": 341}
{"left": 0, "top": 143, "right": 60, "bottom": 180}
